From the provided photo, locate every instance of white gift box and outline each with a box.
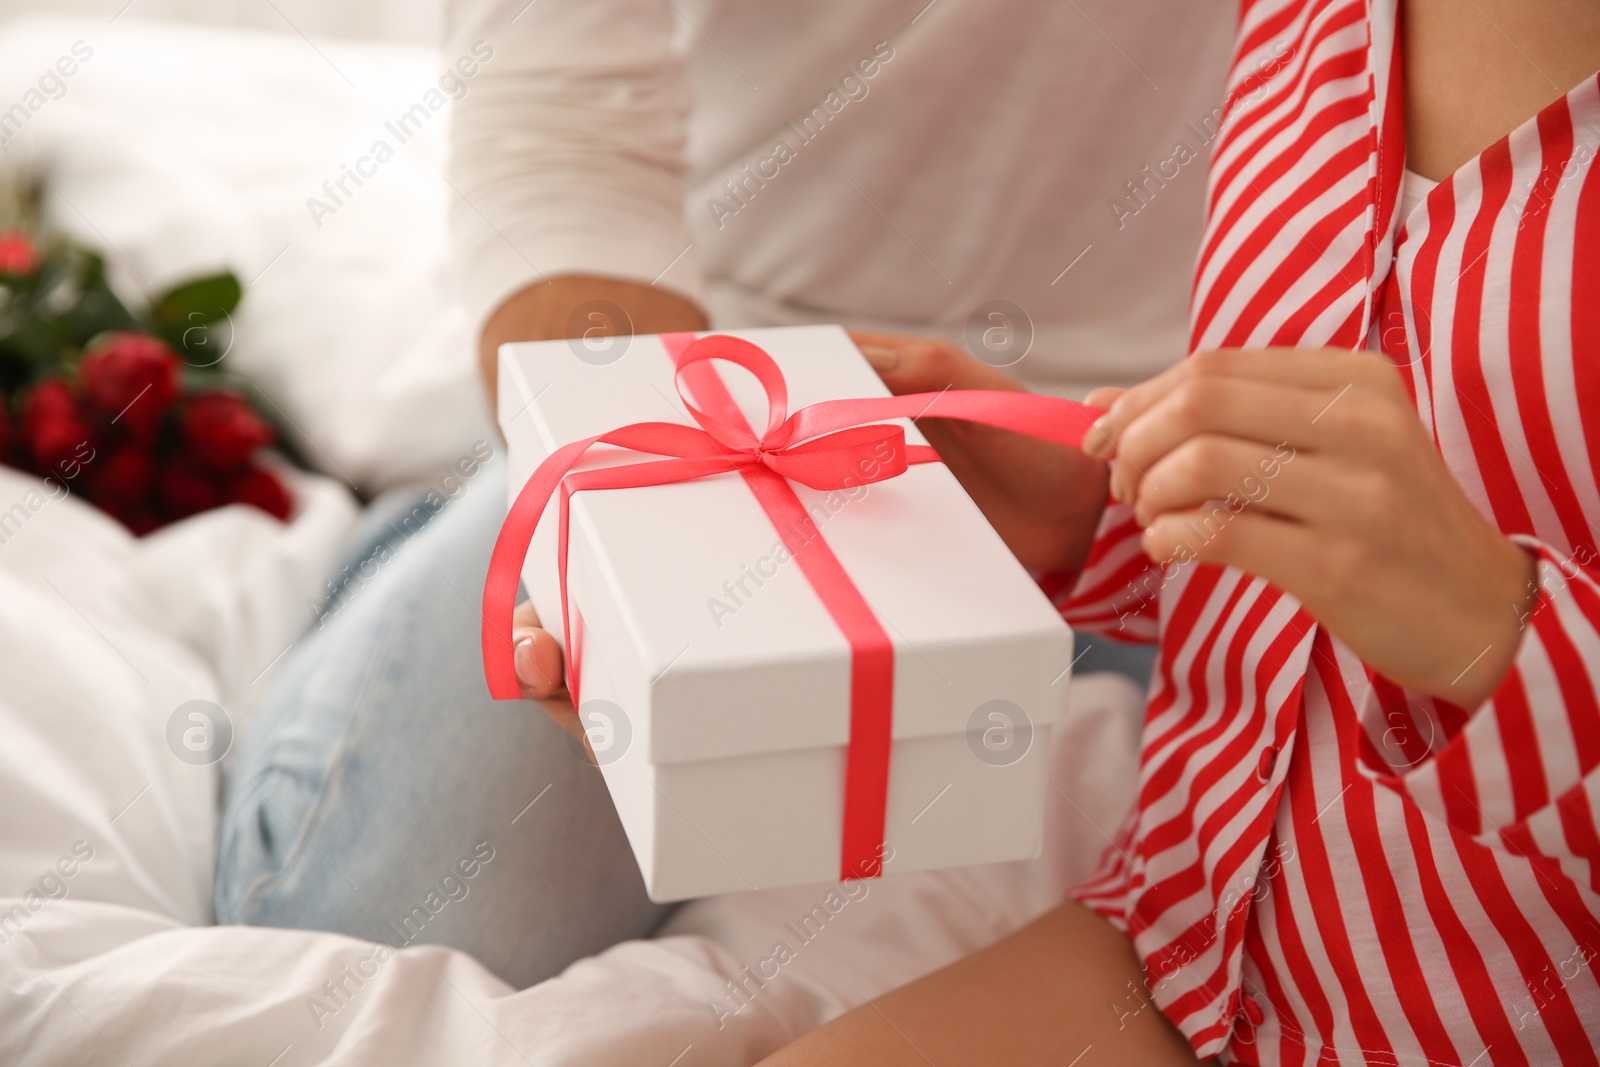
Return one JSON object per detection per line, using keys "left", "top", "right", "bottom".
{"left": 498, "top": 325, "right": 1075, "bottom": 901}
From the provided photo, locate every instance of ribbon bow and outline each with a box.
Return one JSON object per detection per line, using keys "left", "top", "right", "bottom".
{"left": 483, "top": 332, "right": 1101, "bottom": 880}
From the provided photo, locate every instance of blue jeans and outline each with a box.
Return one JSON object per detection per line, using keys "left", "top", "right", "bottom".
{"left": 215, "top": 458, "right": 1154, "bottom": 990}
{"left": 214, "top": 460, "right": 674, "bottom": 989}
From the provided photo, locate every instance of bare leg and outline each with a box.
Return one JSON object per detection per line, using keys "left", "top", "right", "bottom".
{"left": 758, "top": 900, "right": 1203, "bottom": 1067}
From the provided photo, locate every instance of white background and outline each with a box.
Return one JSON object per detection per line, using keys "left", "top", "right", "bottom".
{"left": 0, "top": 0, "right": 438, "bottom": 45}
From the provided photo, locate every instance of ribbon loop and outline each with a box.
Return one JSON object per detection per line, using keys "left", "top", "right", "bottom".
{"left": 671, "top": 334, "right": 792, "bottom": 452}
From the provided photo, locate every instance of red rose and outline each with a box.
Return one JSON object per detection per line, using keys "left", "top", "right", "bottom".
{"left": 80, "top": 333, "right": 181, "bottom": 444}
{"left": 18, "top": 380, "right": 96, "bottom": 478}
{"left": 84, "top": 445, "right": 156, "bottom": 515}
{"left": 157, "top": 456, "right": 228, "bottom": 520}
{"left": 228, "top": 464, "right": 293, "bottom": 522}
{"left": 0, "top": 231, "right": 38, "bottom": 275}
{"left": 180, "top": 390, "right": 275, "bottom": 473}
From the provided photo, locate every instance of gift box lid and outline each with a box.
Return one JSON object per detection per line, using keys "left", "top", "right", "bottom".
{"left": 499, "top": 325, "right": 1075, "bottom": 764}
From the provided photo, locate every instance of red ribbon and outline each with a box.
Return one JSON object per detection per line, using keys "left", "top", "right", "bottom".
{"left": 481, "top": 333, "right": 1102, "bottom": 881}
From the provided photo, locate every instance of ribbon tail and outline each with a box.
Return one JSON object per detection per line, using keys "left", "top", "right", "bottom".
{"left": 482, "top": 437, "right": 605, "bottom": 700}
{"left": 786, "top": 390, "right": 1105, "bottom": 451}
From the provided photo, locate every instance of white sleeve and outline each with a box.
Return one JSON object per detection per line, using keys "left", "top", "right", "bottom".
{"left": 444, "top": 0, "right": 706, "bottom": 333}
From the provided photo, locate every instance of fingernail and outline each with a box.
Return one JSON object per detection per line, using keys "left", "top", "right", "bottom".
{"left": 513, "top": 631, "right": 546, "bottom": 690}
{"left": 859, "top": 345, "right": 900, "bottom": 372}
{"left": 1082, "top": 415, "right": 1114, "bottom": 459}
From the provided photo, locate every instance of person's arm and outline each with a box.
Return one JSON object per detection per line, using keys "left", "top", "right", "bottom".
{"left": 445, "top": 0, "right": 707, "bottom": 403}
{"left": 1095, "top": 344, "right": 1600, "bottom": 861}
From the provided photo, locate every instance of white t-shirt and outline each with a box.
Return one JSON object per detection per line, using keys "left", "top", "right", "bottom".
{"left": 445, "top": 0, "right": 1234, "bottom": 392}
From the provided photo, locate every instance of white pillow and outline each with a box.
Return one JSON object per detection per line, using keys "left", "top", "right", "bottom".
{"left": 0, "top": 15, "right": 493, "bottom": 492}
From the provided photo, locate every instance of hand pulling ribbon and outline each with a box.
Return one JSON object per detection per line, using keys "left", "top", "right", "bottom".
{"left": 482, "top": 333, "right": 1102, "bottom": 881}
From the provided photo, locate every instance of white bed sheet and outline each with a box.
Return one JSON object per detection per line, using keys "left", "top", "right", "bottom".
{"left": 0, "top": 16, "right": 1145, "bottom": 1066}
{"left": 0, "top": 468, "right": 1139, "bottom": 1064}
{"left": 0, "top": 463, "right": 1141, "bottom": 1064}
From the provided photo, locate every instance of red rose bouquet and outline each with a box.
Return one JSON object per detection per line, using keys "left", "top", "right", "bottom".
{"left": 0, "top": 187, "right": 295, "bottom": 534}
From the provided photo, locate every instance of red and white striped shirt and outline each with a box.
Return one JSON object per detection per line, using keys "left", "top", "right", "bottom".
{"left": 1057, "top": 1, "right": 1600, "bottom": 1062}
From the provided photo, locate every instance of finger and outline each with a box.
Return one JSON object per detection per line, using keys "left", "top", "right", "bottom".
{"left": 848, "top": 329, "right": 918, "bottom": 374}
{"left": 1088, "top": 348, "right": 1398, "bottom": 460}
{"left": 1140, "top": 505, "right": 1324, "bottom": 600}
{"left": 1082, "top": 359, "right": 1190, "bottom": 458}
{"left": 1110, "top": 377, "right": 1325, "bottom": 503}
{"left": 512, "top": 625, "right": 566, "bottom": 700}
{"left": 1079, "top": 388, "right": 1126, "bottom": 456}
{"left": 849, "top": 332, "right": 1023, "bottom": 396}
{"left": 848, "top": 329, "right": 918, "bottom": 350}
{"left": 1082, "top": 386, "right": 1126, "bottom": 410}
{"left": 1129, "top": 435, "right": 1336, "bottom": 527}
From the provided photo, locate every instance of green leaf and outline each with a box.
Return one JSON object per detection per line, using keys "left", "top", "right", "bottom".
{"left": 152, "top": 273, "right": 241, "bottom": 333}
{"left": 152, "top": 273, "right": 241, "bottom": 364}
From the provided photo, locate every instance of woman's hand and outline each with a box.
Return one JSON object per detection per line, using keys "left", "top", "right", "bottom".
{"left": 849, "top": 330, "right": 1109, "bottom": 574}
{"left": 1084, "top": 346, "right": 1537, "bottom": 710}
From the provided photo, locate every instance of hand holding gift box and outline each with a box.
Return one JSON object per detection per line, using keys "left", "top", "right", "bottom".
{"left": 483, "top": 326, "right": 1103, "bottom": 901}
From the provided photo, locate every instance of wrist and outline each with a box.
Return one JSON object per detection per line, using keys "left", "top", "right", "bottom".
{"left": 1437, "top": 534, "right": 1537, "bottom": 710}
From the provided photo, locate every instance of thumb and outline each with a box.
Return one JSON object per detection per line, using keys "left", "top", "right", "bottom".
{"left": 849, "top": 331, "right": 1023, "bottom": 396}
{"left": 512, "top": 625, "right": 566, "bottom": 700}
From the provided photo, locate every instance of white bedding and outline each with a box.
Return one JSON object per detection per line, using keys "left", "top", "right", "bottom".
{"left": 0, "top": 17, "right": 1144, "bottom": 1066}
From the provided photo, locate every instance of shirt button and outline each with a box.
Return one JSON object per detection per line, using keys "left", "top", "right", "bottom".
{"left": 1256, "top": 746, "right": 1278, "bottom": 781}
